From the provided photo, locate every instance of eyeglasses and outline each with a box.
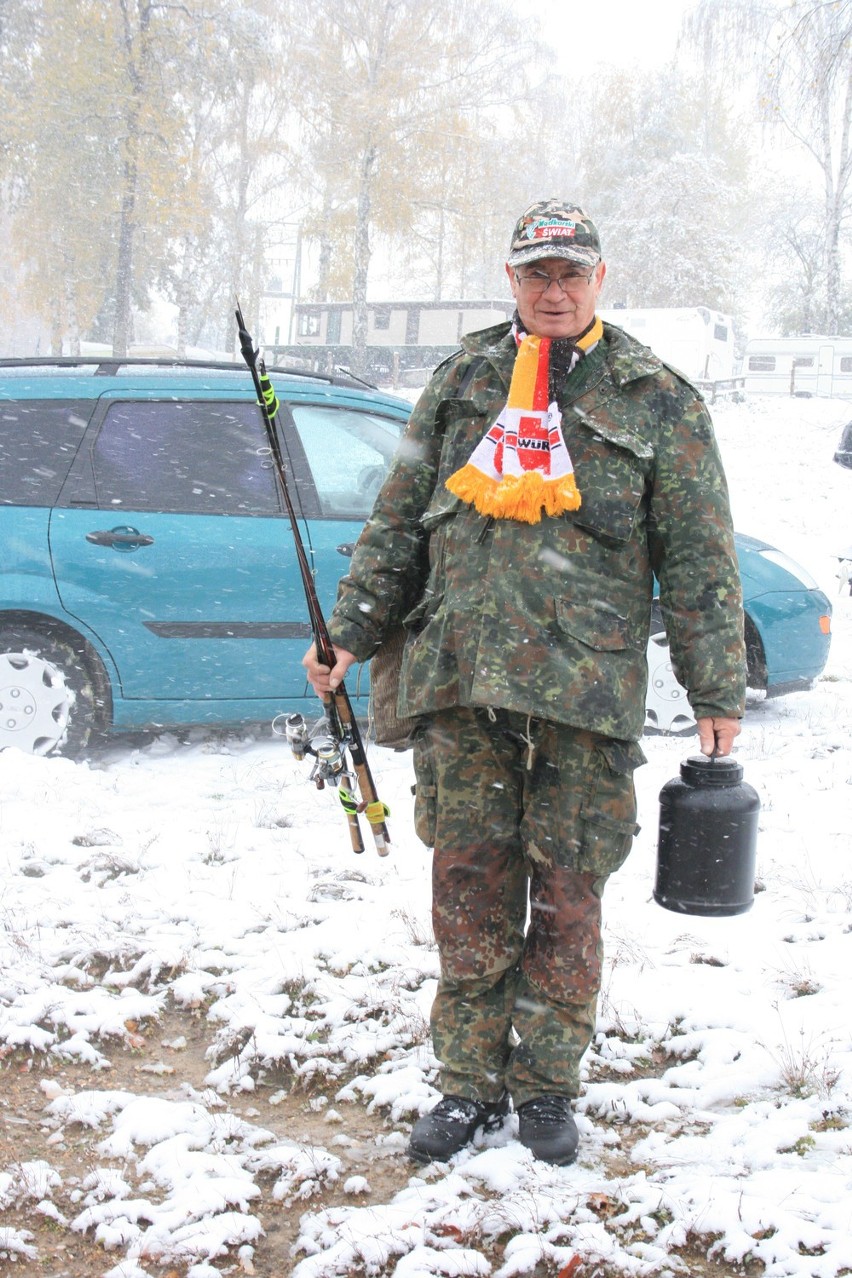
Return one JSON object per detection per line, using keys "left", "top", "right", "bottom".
{"left": 514, "top": 268, "right": 595, "bottom": 294}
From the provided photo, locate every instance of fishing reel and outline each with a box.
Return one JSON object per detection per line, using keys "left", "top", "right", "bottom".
{"left": 275, "top": 712, "right": 353, "bottom": 790}
{"left": 278, "top": 711, "right": 308, "bottom": 759}
{"left": 308, "top": 736, "right": 349, "bottom": 789}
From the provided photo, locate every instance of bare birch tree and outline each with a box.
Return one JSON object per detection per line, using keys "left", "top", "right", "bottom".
{"left": 684, "top": 0, "right": 852, "bottom": 331}
{"left": 293, "top": 0, "right": 536, "bottom": 374}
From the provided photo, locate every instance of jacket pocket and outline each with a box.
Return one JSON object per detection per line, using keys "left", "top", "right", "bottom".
{"left": 416, "top": 494, "right": 459, "bottom": 607}
{"left": 569, "top": 453, "right": 646, "bottom": 545}
{"left": 555, "top": 599, "right": 637, "bottom": 652}
{"left": 421, "top": 487, "right": 466, "bottom": 532}
{"left": 568, "top": 407, "right": 650, "bottom": 546}
{"left": 402, "top": 589, "right": 444, "bottom": 634}
{"left": 435, "top": 399, "right": 490, "bottom": 486}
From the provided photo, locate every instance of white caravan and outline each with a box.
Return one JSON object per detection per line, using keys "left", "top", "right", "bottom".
{"left": 599, "top": 307, "right": 736, "bottom": 383}
{"left": 743, "top": 336, "right": 852, "bottom": 397}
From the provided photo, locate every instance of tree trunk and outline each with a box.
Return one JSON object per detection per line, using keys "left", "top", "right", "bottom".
{"left": 315, "top": 235, "right": 333, "bottom": 303}
{"left": 50, "top": 301, "right": 63, "bottom": 357}
{"left": 351, "top": 142, "right": 376, "bottom": 377}
{"left": 175, "top": 234, "right": 192, "bottom": 358}
{"left": 112, "top": 0, "right": 150, "bottom": 358}
{"left": 823, "top": 63, "right": 852, "bottom": 334}
{"left": 225, "top": 80, "right": 252, "bottom": 353}
{"left": 433, "top": 202, "right": 445, "bottom": 302}
{"left": 113, "top": 175, "right": 137, "bottom": 357}
{"left": 65, "top": 267, "right": 81, "bottom": 356}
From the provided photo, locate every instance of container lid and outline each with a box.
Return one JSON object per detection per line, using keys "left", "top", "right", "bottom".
{"left": 680, "top": 755, "right": 744, "bottom": 786}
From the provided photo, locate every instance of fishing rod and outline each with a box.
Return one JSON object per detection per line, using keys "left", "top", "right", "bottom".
{"left": 235, "top": 304, "right": 390, "bottom": 857}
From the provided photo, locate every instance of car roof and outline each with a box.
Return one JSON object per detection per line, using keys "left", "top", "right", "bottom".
{"left": 0, "top": 356, "right": 412, "bottom": 416}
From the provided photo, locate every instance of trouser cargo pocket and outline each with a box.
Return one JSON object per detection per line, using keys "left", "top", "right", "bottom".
{"left": 412, "top": 729, "right": 439, "bottom": 847}
{"left": 575, "top": 738, "right": 642, "bottom": 877}
{"left": 576, "top": 811, "right": 639, "bottom": 877}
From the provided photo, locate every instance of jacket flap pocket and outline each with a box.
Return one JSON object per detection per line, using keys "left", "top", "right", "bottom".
{"left": 556, "top": 599, "right": 632, "bottom": 651}
{"left": 402, "top": 589, "right": 444, "bottom": 629}
{"left": 421, "top": 487, "right": 466, "bottom": 530}
{"left": 436, "top": 398, "right": 484, "bottom": 433}
{"left": 435, "top": 399, "right": 491, "bottom": 486}
{"left": 572, "top": 404, "right": 654, "bottom": 461}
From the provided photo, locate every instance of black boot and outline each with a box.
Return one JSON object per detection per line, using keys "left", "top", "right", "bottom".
{"left": 517, "top": 1094, "right": 579, "bottom": 1165}
{"left": 408, "top": 1092, "right": 510, "bottom": 1164}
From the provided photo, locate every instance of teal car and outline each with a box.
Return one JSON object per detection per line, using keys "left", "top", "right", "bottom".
{"left": 0, "top": 357, "right": 832, "bottom": 753}
{"left": 645, "top": 535, "right": 832, "bottom": 734}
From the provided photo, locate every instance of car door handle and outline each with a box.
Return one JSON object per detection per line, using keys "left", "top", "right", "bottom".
{"left": 85, "top": 526, "right": 155, "bottom": 549}
{"left": 336, "top": 543, "right": 355, "bottom": 557}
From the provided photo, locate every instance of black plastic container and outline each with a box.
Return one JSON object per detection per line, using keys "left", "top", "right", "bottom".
{"left": 655, "top": 755, "right": 760, "bottom": 916}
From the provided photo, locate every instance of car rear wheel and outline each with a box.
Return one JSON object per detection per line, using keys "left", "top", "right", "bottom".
{"left": 0, "top": 625, "right": 104, "bottom": 756}
{"left": 644, "top": 605, "right": 697, "bottom": 736}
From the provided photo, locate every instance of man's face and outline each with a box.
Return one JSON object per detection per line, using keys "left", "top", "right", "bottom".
{"left": 507, "top": 256, "right": 606, "bottom": 338}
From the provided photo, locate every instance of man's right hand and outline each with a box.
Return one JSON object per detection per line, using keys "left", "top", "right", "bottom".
{"left": 302, "top": 642, "right": 357, "bottom": 695}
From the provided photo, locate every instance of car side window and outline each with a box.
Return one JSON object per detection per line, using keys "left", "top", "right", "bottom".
{"left": 289, "top": 404, "right": 404, "bottom": 518}
{"left": 91, "top": 401, "right": 281, "bottom": 515}
{"left": 0, "top": 401, "right": 90, "bottom": 506}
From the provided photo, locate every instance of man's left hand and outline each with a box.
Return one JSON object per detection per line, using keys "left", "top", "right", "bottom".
{"left": 696, "top": 716, "right": 741, "bottom": 757}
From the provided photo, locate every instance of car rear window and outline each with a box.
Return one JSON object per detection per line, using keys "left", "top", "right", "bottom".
{"left": 89, "top": 400, "right": 282, "bottom": 515}
{"left": 0, "top": 400, "right": 91, "bottom": 505}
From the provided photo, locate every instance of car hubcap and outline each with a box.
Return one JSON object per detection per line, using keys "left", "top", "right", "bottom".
{"left": 644, "top": 632, "right": 696, "bottom": 734}
{"left": 0, "top": 652, "right": 72, "bottom": 755}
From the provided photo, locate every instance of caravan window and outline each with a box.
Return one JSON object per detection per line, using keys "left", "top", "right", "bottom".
{"left": 841, "top": 357, "right": 852, "bottom": 373}
{"left": 793, "top": 357, "right": 814, "bottom": 368}
{"left": 748, "top": 356, "right": 776, "bottom": 371}
{"left": 298, "top": 312, "right": 320, "bottom": 337}
{"left": 714, "top": 323, "right": 729, "bottom": 341}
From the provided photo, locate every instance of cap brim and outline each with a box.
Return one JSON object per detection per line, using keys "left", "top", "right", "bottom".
{"left": 507, "top": 243, "right": 601, "bottom": 269}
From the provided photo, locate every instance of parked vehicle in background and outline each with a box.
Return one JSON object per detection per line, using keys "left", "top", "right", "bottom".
{"left": 0, "top": 357, "right": 833, "bottom": 754}
{"left": 271, "top": 298, "right": 515, "bottom": 381}
{"left": 0, "top": 357, "right": 411, "bottom": 754}
{"left": 833, "top": 421, "right": 852, "bottom": 595}
{"left": 277, "top": 302, "right": 737, "bottom": 391}
{"left": 645, "top": 535, "right": 832, "bottom": 734}
{"left": 599, "top": 307, "right": 736, "bottom": 384}
{"left": 834, "top": 420, "right": 852, "bottom": 468}
{"left": 743, "top": 335, "right": 852, "bottom": 397}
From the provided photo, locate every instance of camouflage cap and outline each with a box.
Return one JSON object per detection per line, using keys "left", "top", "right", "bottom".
{"left": 507, "top": 199, "right": 602, "bottom": 269}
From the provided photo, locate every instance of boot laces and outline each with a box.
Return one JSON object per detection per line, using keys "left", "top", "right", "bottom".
{"left": 432, "top": 1096, "right": 482, "bottom": 1122}
{"left": 521, "top": 1094, "right": 572, "bottom": 1122}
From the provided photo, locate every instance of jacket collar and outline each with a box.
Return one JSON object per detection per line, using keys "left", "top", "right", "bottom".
{"left": 460, "top": 318, "right": 666, "bottom": 390}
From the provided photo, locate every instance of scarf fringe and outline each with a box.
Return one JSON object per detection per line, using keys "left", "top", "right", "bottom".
{"left": 445, "top": 462, "right": 501, "bottom": 513}
{"left": 446, "top": 464, "right": 581, "bottom": 524}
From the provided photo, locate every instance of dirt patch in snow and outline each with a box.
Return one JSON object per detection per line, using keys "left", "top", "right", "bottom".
{"left": 0, "top": 1005, "right": 771, "bottom": 1278}
{"left": 0, "top": 1002, "right": 413, "bottom": 1277}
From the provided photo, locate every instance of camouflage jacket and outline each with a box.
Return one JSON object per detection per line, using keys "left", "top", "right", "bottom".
{"left": 328, "top": 320, "right": 746, "bottom": 742}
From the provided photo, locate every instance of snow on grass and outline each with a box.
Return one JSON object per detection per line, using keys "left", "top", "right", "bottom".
{"left": 0, "top": 395, "right": 850, "bottom": 1275}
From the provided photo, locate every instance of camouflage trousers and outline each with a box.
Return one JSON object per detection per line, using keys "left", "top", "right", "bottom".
{"left": 412, "top": 705, "right": 643, "bottom": 1107}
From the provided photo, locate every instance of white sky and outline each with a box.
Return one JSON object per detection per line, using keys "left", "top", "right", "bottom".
{"left": 523, "top": 0, "right": 689, "bottom": 71}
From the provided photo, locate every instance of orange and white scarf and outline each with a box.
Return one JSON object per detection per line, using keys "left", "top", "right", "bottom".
{"left": 445, "top": 316, "right": 602, "bottom": 524}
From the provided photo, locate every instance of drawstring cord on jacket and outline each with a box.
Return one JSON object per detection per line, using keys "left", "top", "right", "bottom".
{"left": 520, "top": 713, "right": 536, "bottom": 771}
{"left": 488, "top": 706, "right": 537, "bottom": 771}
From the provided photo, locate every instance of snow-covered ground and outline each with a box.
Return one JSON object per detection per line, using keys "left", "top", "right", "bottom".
{"left": 1, "top": 395, "right": 850, "bottom": 1278}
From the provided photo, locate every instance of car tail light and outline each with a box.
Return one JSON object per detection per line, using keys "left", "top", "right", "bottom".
{"left": 819, "top": 615, "right": 831, "bottom": 635}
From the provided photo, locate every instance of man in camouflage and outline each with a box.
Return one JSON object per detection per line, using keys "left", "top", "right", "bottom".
{"left": 304, "top": 199, "right": 745, "bottom": 1166}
